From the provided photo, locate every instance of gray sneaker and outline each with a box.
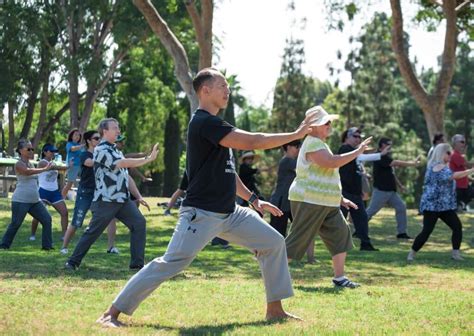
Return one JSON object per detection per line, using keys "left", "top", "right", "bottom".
{"left": 333, "top": 277, "right": 360, "bottom": 288}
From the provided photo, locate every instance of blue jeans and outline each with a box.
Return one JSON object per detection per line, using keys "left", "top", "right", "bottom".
{"left": 1, "top": 201, "right": 52, "bottom": 249}
{"left": 71, "top": 187, "right": 94, "bottom": 228}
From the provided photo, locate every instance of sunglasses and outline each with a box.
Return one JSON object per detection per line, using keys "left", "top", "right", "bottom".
{"left": 26, "top": 148, "right": 34, "bottom": 152}
{"left": 91, "top": 136, "right": 101, "bottom": 141}
{"left": 352, "top": 134, "right": 361, "bottom": 139}
{"left": 458, "top": 140, "right": 465, "bottom": 144}
{"left": 446, "top": 151, "right": 452, "bottom": 155}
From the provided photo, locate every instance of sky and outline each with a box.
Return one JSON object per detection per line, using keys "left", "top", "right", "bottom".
{"left": 213, "top": 0, "right": 445, "bottom": 108}
{"left": 3, "top": 1, "right": 446, "bottom": 117}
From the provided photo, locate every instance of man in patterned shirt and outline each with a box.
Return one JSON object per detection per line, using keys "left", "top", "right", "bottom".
{"left": 65, "top": 118, "right": 158, "bottom": 270}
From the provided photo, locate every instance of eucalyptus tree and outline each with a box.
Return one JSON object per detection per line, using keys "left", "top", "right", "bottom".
{"left": 324, "top": 0, "right": 473, "bottom": 139}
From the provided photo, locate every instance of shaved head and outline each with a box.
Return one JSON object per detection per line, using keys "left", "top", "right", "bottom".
{"left": 193, "top": 68, "right": 223, "bottom": 93}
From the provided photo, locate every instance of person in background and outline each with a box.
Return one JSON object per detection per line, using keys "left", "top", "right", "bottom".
{"left": 408, "top": 144, "right": 473, "bottom": 261}
{"left": 62, "top": 129, "right": 84, "bottom": 199}
{"left": 0, "top": 139, "right": 54, "bottom": 250}
{"left": 269, "top": 140, "right": 316, "bottom": 263}
{"left": 107, "top": 134, "right": 154, "bottom": 253}
{"left": 286, "top": 106, "right": 371, "bottom": 289}
{"left": 366, "top": 137, "right": 421, "bottom": 239}
{"left": 338, "top": 127, "right": 390, "bottom": 251}
{"left": 60, "top": 131, "right": 125, "bottom": 255}
{"left": 238, "top": 151, "right": 263, "bottom": 205}
{"left": 449, "top": 134, "right": 473, "bottom": 211}
{"left": 30, "top": 144, "right": 68, "bottom": 242}
{"left": 163, "top": 172, "right": 187, "bottom": 216}
{"left": 427, "top": 133, "right": 445, "bottom": 162}
{"left": 65, "top": 119, "right": 155, "bottom": 270}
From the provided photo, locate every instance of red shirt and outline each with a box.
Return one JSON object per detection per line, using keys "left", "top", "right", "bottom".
{"left": 449, "top": 150, "right": 468, "bottom": 188}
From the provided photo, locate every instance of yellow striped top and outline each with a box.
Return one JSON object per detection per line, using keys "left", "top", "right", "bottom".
{"left": 289, "top": 136, "right": 341, "bottom": 207}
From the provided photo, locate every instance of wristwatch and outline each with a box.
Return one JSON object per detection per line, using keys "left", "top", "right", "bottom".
{"left": 248, "top": 192, "right": 258, "bottom": 204}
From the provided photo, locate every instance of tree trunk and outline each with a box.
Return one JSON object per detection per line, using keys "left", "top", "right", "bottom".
{"left": 390, "top": 0, "right": 458, "bottom": 139}
{"left": 38, "top": 93, "right": 85, "bottom": 142}
{"left": 162, "top": 110, "right": 181, "bottom": 196}
{"left": 32, "top": 73, "right": 50, "bottom": 148}
{"left": 185, "top": 0, "right": 213, "bottom": 70}
{"left": 7, "top": 100, "right": 16, "bottom": 155}
{"left": 19, "top": 83, "right": 40, "bottom": 140}
{"left": 78, "top": 48, "right": 128, "bottom": 132}
{"left": 69, "top": 63, "right": 80, "bottom": 129}
{"left": 133, "top": 0, "right": 198, "bottom": 114}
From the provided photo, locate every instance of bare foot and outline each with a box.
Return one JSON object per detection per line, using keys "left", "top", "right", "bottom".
{"left": 96, "top": 313, "right": 126, "bottom": 328}
{"left": 266, "top": 311, "right": 302, "bottom": 321}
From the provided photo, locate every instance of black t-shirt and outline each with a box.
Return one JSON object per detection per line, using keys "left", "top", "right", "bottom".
{"left": 179, "top": 171, "right": 188, "bottom": 191}
{"left": 182, "top": 109, "right": 236, "bottom": 213}
{"left": 79, "top": 151, "right": 95, "bottom": 190}
{"left": 373, "top": 154, "right": 396, "bottom": 191}
{"left": 338, "top": 144, "right": 362, "bottom": 195}
{"left": 270, "top": 156, "right": 297, "bottom": 212}
{"left": 239, "top": 163, "right": 260, "bottom": 195}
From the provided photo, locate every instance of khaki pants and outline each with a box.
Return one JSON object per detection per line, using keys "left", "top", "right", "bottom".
{"left": 113, "top": 205, "right": 294, "bottom": 315}
{"left": 286, "top": 201, "right": 353, "bottom": 260}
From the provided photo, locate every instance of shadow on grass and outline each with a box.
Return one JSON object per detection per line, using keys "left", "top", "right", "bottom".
{"left": 135, "top": 318, "right": 287, "bottom": 335}
{"left": 294, "top": 285, "right": 344, "bottom": 294}
{"left": 0, "top": 205, "right": 472, "bottom": 284}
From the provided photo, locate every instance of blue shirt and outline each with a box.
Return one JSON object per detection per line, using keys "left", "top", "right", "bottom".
{"left": 66, "top": 141, "right": 83, "bottom": 166}
{"left": 419, "top": 165, "right": 456, "bottom": 212}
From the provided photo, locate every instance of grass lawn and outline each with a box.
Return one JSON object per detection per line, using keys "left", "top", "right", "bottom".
{"left": 0, "top": 197, "right": 473, "bottom": 335}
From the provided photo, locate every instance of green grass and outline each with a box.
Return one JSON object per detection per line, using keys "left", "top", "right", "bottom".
{"left": 0, "top": 197, "right": 473, "bottom": 335}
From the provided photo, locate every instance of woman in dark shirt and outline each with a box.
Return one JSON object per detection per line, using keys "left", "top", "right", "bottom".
{"left": 60, "top": 130, "right": 102, "bottom": 254}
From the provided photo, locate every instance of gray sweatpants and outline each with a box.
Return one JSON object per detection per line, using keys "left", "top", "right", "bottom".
{"left": 366, "top": 188, "right": 408, "bottom": 235}
{"left": 112, "top": 205, "right": 294, "bottom": 315}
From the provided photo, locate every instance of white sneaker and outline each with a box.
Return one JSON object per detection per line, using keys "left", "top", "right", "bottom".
{"left": 107, "top": 247, "right": 120, "bottom": 254}
{"left": 60, "top": 247, "right": 68, "bottom": 255}
{"left": 407, "top": 250, "right": 416, "bottom": 262}
{"left": 451, "top": 249, "right": 464, "bottom": 260}
{"left": 29, "top": 235, "right": 36, "bottom": 241}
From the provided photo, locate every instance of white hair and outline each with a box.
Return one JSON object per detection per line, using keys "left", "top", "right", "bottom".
{"left": 428, "top": 143, "right": 452, "bottom": 167}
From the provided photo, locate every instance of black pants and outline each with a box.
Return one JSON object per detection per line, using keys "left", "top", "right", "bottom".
{"left": 269, "top": 211, "right": 292, "bottom": 237}
{"left": 412, "top": 210, "right": 462, "bottom": 251}
{"left": 341, "top": 191, "right": 371, "bottom": 245}
{"left": 456, "top": 187, "right": 473, "bottom": 208}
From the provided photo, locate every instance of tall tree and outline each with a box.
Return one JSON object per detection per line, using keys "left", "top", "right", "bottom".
{"left": 132, "top": 0, "right": 214, "bottom": 115}
{"left": 324, "top": 0, "right": 473, "bottom": 139}
{"left": 56, "top": 1, "right": 145, "bottom": 131}
{"left": 271, "top": 38, "right": 333, "bottom": 132}
{"left": 343, "top": 12, "right": 408, "bottom": 126}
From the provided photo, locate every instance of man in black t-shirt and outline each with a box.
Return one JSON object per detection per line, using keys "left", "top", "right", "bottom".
{"left": 97, "top": 68, "right": 318, "bottom": 327}
{"left": 366, "top": 137, "right": 421, "bottom": 239}
{"left": 338, "top": 127, "right": 386, "bottom": 251}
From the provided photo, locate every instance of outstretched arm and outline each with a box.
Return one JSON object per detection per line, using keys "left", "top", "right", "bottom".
{"left": 219, "top": 111, "right": 318, "bottom": 150}
{"left": 308, "top": 137, "right": 372, "bottom": 169}
{"left": 116, "top": 143, "right": 159, "bottom": 169}
{"left": 391, "top": 155, "right": 421, "bottom": 168}
{"left": 452, "top": 167, "right": 474, "bottom": 180}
